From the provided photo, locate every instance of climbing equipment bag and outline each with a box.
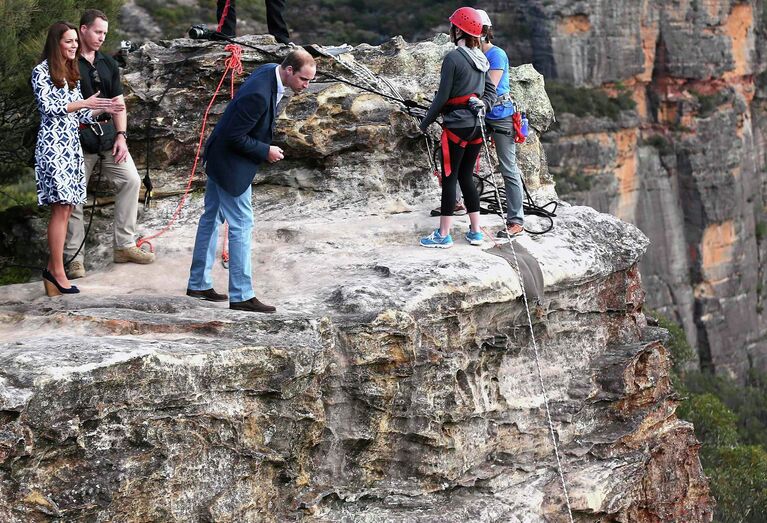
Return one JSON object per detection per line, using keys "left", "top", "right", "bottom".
{"left": 80, "top": 120, "right": 116, "bottom": 154}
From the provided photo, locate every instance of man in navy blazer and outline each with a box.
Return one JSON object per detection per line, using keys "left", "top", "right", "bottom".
{"left": 186, "top": 49, "right": 316, "bottom": 312}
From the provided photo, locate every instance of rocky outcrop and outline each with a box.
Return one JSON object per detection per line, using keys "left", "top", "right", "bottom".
{"left": 488, "top": 0, "right": 767, "bottom": 379}
{"left": 0, "top": 36, "right": 711, "bottom": 521}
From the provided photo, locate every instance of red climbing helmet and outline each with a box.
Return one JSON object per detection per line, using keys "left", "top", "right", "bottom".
{"left": 448, "top": 7, "right": 483, "bottom": 37}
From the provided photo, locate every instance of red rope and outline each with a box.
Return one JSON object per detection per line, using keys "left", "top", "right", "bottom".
{"left": 221, "top": 222, "right": 230, "bottom": 266}
{"left": 136, "top": 44, "right": 243, "bottom": 253}
{"left": 216, "top": 0, "right": 232, "bottom": 33}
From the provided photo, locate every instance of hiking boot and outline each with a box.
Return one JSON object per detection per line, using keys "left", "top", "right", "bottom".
{"left": 230, "top": 297, "right": 276, "bottom": 313}
{"left": 66, "top": 260, "right": 86, "bottom": 279}
{"left": 465, "top": 229, "right": 483, "bottom": 246}
{"left": 419, "top": 229, "right": 453, "bottom": 248}
{"left": 114, "top": 245, "right": 156, "bottom": 264}
{"left": 187, "top": 288, "right": 228, "bottom": 302}
{"left": 497, "top": 223, "right": 525, "bottom": 239}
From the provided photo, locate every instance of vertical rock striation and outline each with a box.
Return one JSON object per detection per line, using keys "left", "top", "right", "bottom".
{"left": 492, "top": 0, "right": 767, "bottom": 378}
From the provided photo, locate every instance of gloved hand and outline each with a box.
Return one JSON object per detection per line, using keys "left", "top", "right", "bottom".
{"left": 408, "top": 107, "right": 427, "bottom": 122}
{"left": 468, "top": 97, "right": 485, "bottom": 114}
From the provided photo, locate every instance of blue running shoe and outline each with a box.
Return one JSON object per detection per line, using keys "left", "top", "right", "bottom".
{"left": 465, "top": 229, "right": 483, "bottom": 246}
{"left": 419, "top": 229, "right": 453, "bottom": 248}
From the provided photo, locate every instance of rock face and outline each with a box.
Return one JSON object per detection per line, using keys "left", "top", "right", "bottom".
{"left": 488, "top": 0, "right": 767, "bottom": 379}
{"left": 0, "top": 37, "right": 712, "bottom": 521}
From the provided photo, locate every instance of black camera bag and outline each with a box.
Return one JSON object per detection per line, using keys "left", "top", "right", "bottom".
{"left": 80, "top": 120, "right": 116, "bottom": 154}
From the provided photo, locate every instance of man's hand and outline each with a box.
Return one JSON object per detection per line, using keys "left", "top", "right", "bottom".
{"left": 267, "top": 146, "right": 284, "bottom": 163}
{"left": 113, "top": 134, "right": 129, "bottom": 163}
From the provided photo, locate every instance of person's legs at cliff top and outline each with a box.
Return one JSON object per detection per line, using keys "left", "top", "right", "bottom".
{"left": 266, "top": 0, "right": 289, "bottom": 43}
{"left": 188, "top": 177, "right": 225, "bottom": 293}
{"left": 456, "top": 133, "right": 483, "bottom": 243}
{"left": 493, "top": 129, "right": 524, "bottom": 226}
{"left": 216, "top": 183, "right": 255, "bottom": 303}
{"left": 217, "top": 0, "right": 237, "bottom": 36}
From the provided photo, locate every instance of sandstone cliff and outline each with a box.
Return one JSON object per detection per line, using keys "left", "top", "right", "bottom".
{"left": 0, "top": 36, "right": 712, "bottom": 521}
{"left": 493, "top": 0, "right": 767, "bottom": 379}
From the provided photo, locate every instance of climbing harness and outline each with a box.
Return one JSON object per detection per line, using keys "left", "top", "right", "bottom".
{"left": 437, "top": 94, "right": 484, "bottom": 178}
{"left": 428, "top": 134, "right": 557, "bottom": 235}
{"left": 476, "top": 105, "right": 574, "bottom": 523}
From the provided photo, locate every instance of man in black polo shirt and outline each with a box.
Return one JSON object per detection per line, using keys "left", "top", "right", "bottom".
{"left": 65, "top": 9, "right": 155, "bottom": 278}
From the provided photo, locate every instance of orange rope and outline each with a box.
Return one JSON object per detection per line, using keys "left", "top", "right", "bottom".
{"left": 221, "top": 222, "right": 230, "bottom": 265}
{"left": 136, "top": 44, "right": 243, "bottom": 253}
{"left": 481, "top": 226, "right": 500, "bottom": 247}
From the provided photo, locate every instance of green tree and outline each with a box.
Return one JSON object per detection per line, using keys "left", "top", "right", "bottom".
{"left": 651, "top": 312, "right": 767, "bottom": 521}
{"left": 678, "top": 392, "right": 767, "bottom": 521}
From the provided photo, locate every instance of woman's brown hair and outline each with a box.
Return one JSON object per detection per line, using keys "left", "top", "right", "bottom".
{"left": 41, "top": 21, "right": 80, "bottom": 89}
{"left": 450, "top": 26, "right": 481, "bottom": 49}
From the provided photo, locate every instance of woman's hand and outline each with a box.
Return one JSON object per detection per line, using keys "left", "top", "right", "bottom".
{"left": 81, "top": 91, "right": 112, "bottom": 111}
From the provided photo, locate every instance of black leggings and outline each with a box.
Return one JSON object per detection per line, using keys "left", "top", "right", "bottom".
{"left": 441, "top": 126, "right": 482, "bottom": 216}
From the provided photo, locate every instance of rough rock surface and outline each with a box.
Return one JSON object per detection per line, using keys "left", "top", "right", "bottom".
{"left": 486, "top": 0, "right": 767, "bottom": 379}
{"left": 0, "top": 37, "right": 712, "bottom": 521}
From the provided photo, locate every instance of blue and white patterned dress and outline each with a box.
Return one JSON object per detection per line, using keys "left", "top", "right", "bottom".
{"left": 32, "top": 60, "right": 95, "bottom": 206}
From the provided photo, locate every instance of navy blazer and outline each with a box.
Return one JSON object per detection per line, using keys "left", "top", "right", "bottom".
{"left": 204, "top": 63, "right": 279, "bottom": 196}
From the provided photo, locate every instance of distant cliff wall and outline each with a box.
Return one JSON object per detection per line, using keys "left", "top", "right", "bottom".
{"left": 490, "top": 0, "right": 767, "bottom": 379}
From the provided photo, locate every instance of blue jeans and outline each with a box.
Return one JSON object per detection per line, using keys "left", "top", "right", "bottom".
{"left": 489, "top": 122, "right": 525, "bottom": 225}
{"left": 188, "top": 177, "right": 255, "bottom": 302}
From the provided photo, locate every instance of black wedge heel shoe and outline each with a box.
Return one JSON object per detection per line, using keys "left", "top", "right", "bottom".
{"left": 42, "top": 269, "right": 80, "bottom": 297}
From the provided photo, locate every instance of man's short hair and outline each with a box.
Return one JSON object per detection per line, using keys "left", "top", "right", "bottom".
{"left": 80, "top": 9, "right": 108, "bottom": 28}
{"left": 280, "top": 49, "right": 316, "bottom": 72}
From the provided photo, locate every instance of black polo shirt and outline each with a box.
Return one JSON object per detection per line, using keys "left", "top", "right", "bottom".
{"left": 78, "top": 51, "right": 123, "bottom": 99}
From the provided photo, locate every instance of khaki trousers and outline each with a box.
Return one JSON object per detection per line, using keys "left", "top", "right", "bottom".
{"left": 65, "top": 151, "right": 141, "bottom": 262}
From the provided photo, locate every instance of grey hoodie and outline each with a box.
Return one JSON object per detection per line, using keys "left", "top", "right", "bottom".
{"left": 419, "top": 46, "right": 497, "bottom": 131}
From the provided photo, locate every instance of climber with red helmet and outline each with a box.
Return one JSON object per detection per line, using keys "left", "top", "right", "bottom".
{"left": 418, "top": 7, "right": 497, "bottom": 248}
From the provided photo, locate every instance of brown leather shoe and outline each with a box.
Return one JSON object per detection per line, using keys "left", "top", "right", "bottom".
{"left": 229, "top": 297, "right": 276, "bottom": 313}
{"left": 186, "top": 288, "right": 228, "bottom": 302}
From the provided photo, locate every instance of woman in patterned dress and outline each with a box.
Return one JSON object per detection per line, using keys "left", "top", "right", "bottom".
{"left": 32, "top": 21, "right": 121, "bottom": 296}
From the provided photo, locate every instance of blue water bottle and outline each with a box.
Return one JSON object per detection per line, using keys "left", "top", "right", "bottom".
{"left": 520, "top": 112, "right": 529, "bottom": 137}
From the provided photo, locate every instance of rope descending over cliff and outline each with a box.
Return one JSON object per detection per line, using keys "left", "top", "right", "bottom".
{"left": 477, "top": 106, "right": 575, "bottom": 523}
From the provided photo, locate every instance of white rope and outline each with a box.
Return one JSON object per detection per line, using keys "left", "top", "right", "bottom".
{"left": 477, "top": 112, "right": 575, "bottom": 522}
{"left": 506, "top": 236, "right": 574, "bottom": 522}
{"left": 323, "top": 53, "right": 441, "bottom": 179}
{"left": 319, "top": 60, "right": 572, "bottom": 513}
